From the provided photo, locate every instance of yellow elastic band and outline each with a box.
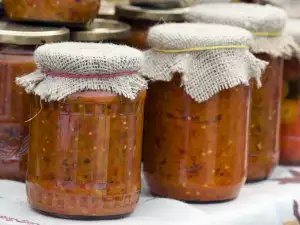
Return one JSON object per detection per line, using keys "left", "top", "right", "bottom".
{"left": 252, "top": 31, "right": 281, "bottom": 37}
{"left": 152, "top": 45, "right": 249, "bottom": 53}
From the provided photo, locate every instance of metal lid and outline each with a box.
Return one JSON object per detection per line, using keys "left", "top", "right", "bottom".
{"left": 71, "top": 18, "right": 131, "bottom": 41}
{"left": 115, "top": 4, "right": 189, "bottom": 21}
{"left": 0, "top": 21, "right": 69, "bottom": 45}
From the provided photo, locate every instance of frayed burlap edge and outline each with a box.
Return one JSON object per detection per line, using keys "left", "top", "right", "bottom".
{"left": 140, "top": 49, "right": 268, "bottom": 103}
{"left": 250, "top": 34, "right": 300, "bottom": 59}
{"left": 16, "top": 70, "right": 148, "bottom": 101}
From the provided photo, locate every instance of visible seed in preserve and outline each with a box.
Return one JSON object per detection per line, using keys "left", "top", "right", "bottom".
{"left": 88, "top": 132, "right": 92, "bottom": 135}
{"left": 84, "top": 159, "right": 91, "bottom": 164}
{"left": 201, "top": 125, "right": 206, "bottom": 129}
{"left": 257, "top": 142, "right": 262, "bottom": 150}
{"left": 207, "top": 150, "right": 213, "bottom": 155}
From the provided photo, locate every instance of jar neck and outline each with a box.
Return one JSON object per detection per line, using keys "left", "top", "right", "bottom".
{"left": 0, "top": 44, "right": 36, "bottom": 56}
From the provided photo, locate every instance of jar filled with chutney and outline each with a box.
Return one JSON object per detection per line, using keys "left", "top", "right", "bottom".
{"left": 280, "top": 19, "right": 300, "bottom": 165}
{"left": 0, "top": 21, "right": 69, "bottom": 182}
{"left": 16, "top": 42, "right": 147, "bottom": 219}
{"left": 115, "top": 4, "right": 188, "bottom": 49}
{"left": 141, "top": 23, "right": 267, "bottom": 202}
{"left": 187, "top": 3, "right": 299, "bottom": 182}
{"left": 71, "top": 18, "right": 130, "bottom": 44}
{"left": 3, "top": 0, "right": 100, "bottom": 26}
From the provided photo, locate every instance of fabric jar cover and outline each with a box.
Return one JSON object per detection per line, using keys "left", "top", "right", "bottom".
{"left": 16, "top": 42, "right": 147, "bottom": 101}
{"left": 140, "top": 23, "right": 268, "bottom": 103}
{"left": 186, "top": 3, "right": 300, "bottom": 58}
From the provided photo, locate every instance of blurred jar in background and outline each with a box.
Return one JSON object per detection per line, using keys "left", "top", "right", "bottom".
{"left": 0, "top": 21, "right": 69, "bottom": 182}
{"left": 70, "top": 18, "right": 130, "bottom": 44}
{"left": 186, "top": 3, "right": 299, "bottom": 182}
{"left": 115, "top": 4, "right": 187, "bottom": 49}
{"left": 280, "top": 19, "right": 300, "bottom": 165}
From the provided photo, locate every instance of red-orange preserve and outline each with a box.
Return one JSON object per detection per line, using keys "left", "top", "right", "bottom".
{"left": 3, "top": 0, "right": 100, "bottom": 26}
{"left": 27, "top": 91, "right": 146, "bottom": 218}
{"left": 17, "top": 43, "right": 147, "bottom": 219}
{"left": 115, "top": 4, "right": 187, "bottom": 49}
{"left": 141, "top": 23, "right": 265, "bottom": 202}
{"left": 0, "top": 22, "right": 69, "bottom": 182}
{"left": 143, "top": 77, "right": 251, "bottom": 202}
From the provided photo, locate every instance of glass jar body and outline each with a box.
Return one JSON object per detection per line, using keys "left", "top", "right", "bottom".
{"left": 247, "top": 54, "right": 283, "bottom": 182}
{"left": 0, "top": 44, "right": 35, "bottom": 182}
{"left": 280, "top": 58, "right": 300, "bottom": 165}
{"left": 143, "top": 76, "right": 250, "bottom": 202}
{"left": 26, "top": 91, "right": 146, "bottom": 219}
{"left": 3, "top": 0, "right": 100, "bottom": 25}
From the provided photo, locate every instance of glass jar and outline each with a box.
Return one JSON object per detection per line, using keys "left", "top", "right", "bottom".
{"left": 27, "top": 91, "right": 146, "bottom": 218}
{"left": 247, "top": 54, "right": 283, "bottom": 182}
{"left": 280, "top": 57, "right": 300, "bottom": 165}
{"left": 115, "top": 5, "right": 187, "bottom": 49}
{"left": 0, "top": 22, "right": 69, "bottom": 182}
{"left": 3, "top": 0, "right": 100, "bottom": 25}
{"left": 71, "top": 18, "right": 130, "bottom": 44}
{"left": 143, "top": 75, "right": 251, "bottom": 202}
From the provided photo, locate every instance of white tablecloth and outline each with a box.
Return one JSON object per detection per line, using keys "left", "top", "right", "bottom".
{"left": 0, "top": 166, "right": 300, "bottom": 225}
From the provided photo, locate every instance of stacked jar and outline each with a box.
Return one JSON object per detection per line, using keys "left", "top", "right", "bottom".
{"left": 3, "top": 0, "right": 100, "bottom": 26}
{"left": 186, "top": 3, "right": 300, "bottom": 182}
{"left": 280, "top": 19, "right": 300, "bottom": 165}
{"left": 141, "top": 22, "right": 267, "bottom": 202}
{"left": 16, "top": 42, "right": 147, "bottom": 219}
{"left": 70, "top": 18, "right": 130, "bottom": 43}
{"left": 115, "top": 4, "right": 188, "bottom": 49}
{"left": 0, "top": 22, "right": 69, "bottom": 182}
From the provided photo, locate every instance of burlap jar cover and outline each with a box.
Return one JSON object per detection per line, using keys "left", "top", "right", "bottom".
{"left": 140, "top": 23, "right": 268, "bottom": 103}
{"left": 186, "top": 3, "right": 300, "bottom": 58}
{"left": 16, "top": 42, "right": 147, "bottom": 101}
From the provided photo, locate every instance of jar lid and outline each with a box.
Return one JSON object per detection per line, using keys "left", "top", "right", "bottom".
{"left": 186, "top": 3, "right": 287, "bottom": 35}
{"left": 129, "top": 0, "right": 197, "bottom": 9}
{"left": 0, "top": 21, "right": 70, "bottom": 45}
{"left": 71, "top": 19, "right": 130, "bottom": 42}
{"left": 16, "top": 42, "right": 147, "bottom": 101}
{"left": 286, "top": 19, "right": 300, "bottom": 46}
{"left": 115, "top": 4, "right": 188, "bottom": 21}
